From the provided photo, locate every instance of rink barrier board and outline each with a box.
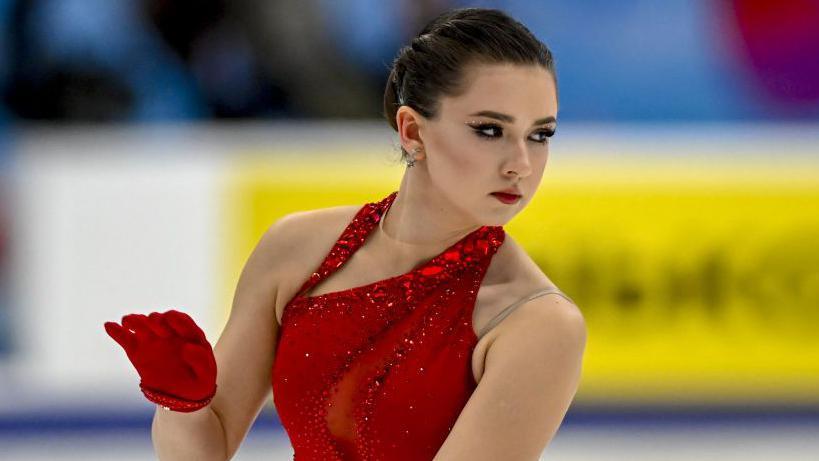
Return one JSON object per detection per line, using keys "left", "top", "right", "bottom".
{"left": 221, "top": 148, "right": 819, "bottom": 405}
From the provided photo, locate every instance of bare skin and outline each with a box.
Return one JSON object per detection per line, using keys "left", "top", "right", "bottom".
{"left": 274, "top": 61, "right": 567, "bottom": 385}
{"left": 207, "top": 62, "right": 585, "bottom": 461}
{"left": 272, "top": 203, "right": 556, "bottom": 384}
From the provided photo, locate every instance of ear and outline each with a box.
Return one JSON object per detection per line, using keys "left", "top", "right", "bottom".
{"left": 395, "top": 105, "right": 426, "bottom": 153}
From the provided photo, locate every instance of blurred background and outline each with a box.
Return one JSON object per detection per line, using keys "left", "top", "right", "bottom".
{"left": 1, "top": 0, "right": 819, "bottom": 459}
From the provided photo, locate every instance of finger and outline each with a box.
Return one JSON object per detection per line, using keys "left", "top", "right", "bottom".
{"left": 181, "top": 343, "right": 216, "bottom": 379}
{"left": 163, "top": 310, "right": 208, "bottom": 344}
{"left": 121, "top": 314, "right": 155, "bottom": 340}
{"left": 146, "top": 312, "right": 173, "bottom": 338}
{"left": 104, "top": 322, "right": 137, "bottom": 352}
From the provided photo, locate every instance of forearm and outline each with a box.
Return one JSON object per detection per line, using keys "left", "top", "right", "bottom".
{"left": 151, "top": 403, "right": 228, "bottom": 461}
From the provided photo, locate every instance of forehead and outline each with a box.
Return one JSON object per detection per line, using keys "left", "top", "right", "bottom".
{"left": 440, "top": 62, "right": 557, "bottom": 119}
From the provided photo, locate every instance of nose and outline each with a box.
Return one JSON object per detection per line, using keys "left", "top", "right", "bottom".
{"left": 505, "top": 139, "right": 533, "bottom": 177}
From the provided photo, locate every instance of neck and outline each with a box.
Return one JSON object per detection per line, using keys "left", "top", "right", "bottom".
{"left": 379, "top": 198, "right": 457, "bottom": 247}
{"left": 378, "top": 187, "right": 480, "bottom": 250}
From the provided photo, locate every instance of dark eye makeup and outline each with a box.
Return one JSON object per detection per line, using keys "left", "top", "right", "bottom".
{"left": 469, "top": 122, "right": 555, "bottom": 144}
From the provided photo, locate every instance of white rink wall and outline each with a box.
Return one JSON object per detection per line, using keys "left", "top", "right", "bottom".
{"left": 5, "top": 127, "right": 226, "bottom": 408}
{"left": 1, "top": 122, "right": 393, "bottom": 410}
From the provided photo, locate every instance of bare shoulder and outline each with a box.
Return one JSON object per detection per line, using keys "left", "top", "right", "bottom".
{"left": 492, "top": 233, "right": 584, "bottom": 338}
{"left": 492, "top": 290, "right": 586, "bottom": 347}
{"left": 475, "top": 232, "right": 568, "bottom": 330}
{"left": 272, "top": 204, "right": 361, "bottom": 255}
{"left": 435, "top": 274, "right": 586, "bottom": 460}
{"left": 271, "top": 204, "right": 362, "bottom": 324}
{"left": 276, "top": 203, "right": 361, "bottom": 233}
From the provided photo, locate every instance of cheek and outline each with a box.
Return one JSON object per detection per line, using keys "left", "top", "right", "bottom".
{"left": 428, "top": 131, "right": 484, "bottom": 172}
{"left": 437, "top": 131, "right": 501, "bottom": 166}
{"left": 434, "top": 146, "right": 484, "bottom": 178}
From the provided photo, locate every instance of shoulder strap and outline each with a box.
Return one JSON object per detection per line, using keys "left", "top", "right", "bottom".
{"left": 295, "top": 192, "right": 399, "bottom": 299}
{"left": 476, "top": 287, "right": 575, "bottom": 340}
{"left": 294, "top": 201, "right": 377, "bottom": 298}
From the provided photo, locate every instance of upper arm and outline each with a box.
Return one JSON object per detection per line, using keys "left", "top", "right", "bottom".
{"left": 209, "top": 213, "right": 300, "bottom": 460}
{"left": 433, "top": 294, "right": 587, "bottom": 461}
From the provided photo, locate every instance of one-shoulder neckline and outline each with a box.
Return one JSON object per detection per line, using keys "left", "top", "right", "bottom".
{"left": 296, "top": 191, "right": 501, "bottom": 302}
{"left": 297, "top": 229, "right": 485, "bottom": 301}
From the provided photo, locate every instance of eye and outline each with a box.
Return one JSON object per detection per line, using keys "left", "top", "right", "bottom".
{"left": 471, "top": 123, "right": 555, "bottom": 144}
{"left": 531, "top": 128, "right": 555, "bottom": 144}
{"left": 471, "top": 123, "right": 502, "bottom": 139}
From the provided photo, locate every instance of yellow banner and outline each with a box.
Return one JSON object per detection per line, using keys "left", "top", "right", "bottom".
{"left": 222, "top": 148, "right": 819, "bottom": 405}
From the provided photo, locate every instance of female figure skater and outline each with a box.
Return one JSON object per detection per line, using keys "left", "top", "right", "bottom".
{"left": 104, "top": 7, "right": 586, "bottom": 461}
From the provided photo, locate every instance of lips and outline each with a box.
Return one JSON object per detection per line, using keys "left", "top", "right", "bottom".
{"left": 491, "top": 187, "right": 522, "bottom": 196}
{"left": 491, "top": 192, "right": 521, "bottom": 199}
{"left": 491, "top": 192, "right": 522, "bottom": 204}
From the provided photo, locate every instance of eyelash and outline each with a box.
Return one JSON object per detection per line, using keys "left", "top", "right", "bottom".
{"left": 471, "top": 123, "right": 554, "bottom": 144}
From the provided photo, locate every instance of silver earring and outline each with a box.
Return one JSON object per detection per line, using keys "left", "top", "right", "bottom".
{"left": 406, "top": 147, "right": 422, "bottom": 167}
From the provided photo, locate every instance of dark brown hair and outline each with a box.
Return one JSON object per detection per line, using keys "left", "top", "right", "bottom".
{"left": 383, "top": 7, "right": 558, "bottom": 163}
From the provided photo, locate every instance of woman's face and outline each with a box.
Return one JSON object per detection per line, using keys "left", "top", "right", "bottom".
{"left": 412, "top": 62, "right": 558, "bottom": 226}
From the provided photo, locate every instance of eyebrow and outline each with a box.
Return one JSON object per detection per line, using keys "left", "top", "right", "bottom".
{"left": 468, "top": 110, "right": 556, "bottom": 126}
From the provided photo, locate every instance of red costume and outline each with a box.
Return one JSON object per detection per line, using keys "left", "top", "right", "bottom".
{"left": 272, "top": 190, "right": 505, "bottom": 460}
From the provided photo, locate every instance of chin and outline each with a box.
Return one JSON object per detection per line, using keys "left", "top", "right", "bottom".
{"left": 481, "top": 209, "right": 518, "bottom": 227}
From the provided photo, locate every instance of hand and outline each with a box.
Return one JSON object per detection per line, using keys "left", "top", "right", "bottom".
{"left": 104, "top": 309, "right": 217, "bottom": 406}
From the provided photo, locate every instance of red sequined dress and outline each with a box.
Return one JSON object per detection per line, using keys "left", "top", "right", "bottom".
{"left": 271, "top": 190, "right": 506, "bottom": 460}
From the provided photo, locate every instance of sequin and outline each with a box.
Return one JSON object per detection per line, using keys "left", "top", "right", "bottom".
{"left": 271, "top": 190, "right": 505, "bottom": 460}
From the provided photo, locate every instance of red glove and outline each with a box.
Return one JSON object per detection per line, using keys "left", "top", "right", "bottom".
{"left": 104, "top": 309, "right": 217, "bottom": 412}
